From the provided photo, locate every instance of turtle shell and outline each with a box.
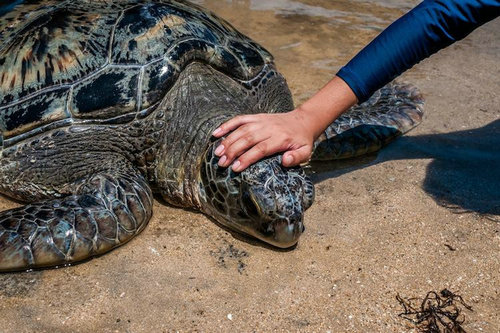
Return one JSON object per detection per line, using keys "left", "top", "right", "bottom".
{"left": 0, "top": 0, "right": 272, "bottom": 144}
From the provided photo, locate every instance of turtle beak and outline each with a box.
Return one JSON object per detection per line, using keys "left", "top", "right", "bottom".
{"left": 241, "top": 180, "right": 306, "bottom": 248}
{"left": 271, "top": 215, "right": 305, "bottom": 248}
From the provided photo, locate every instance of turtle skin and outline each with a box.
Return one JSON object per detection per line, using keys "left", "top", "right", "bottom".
{"left": 0, "top": 0, "right": 423, "bottom": 272}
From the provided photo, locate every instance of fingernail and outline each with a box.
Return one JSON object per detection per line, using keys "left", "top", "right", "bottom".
{"left": 218, "top": 155, "right": 227, "bottom": 166}
{"left": 284, "top": 154, "right": 293, "bottom": 165}
{"left": 214, "top": 145, "right": 224, "bottom": 156}
{"left": 232, "top": 160, "right": 241, "bottom": 172}
{"left": 212, "top": 128, "right": 221, "bottom": 136}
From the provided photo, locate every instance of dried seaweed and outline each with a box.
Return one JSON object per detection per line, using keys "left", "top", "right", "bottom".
{"left": 397, "top": 289, "right": 473, "bottom": 333}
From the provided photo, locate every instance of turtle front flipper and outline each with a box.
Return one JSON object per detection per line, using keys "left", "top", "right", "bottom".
{"left": 0, "top": 168, "right": 153, "bottom": 272}
{"left": 311, "top": 82, "right": 424, "bottom": 161}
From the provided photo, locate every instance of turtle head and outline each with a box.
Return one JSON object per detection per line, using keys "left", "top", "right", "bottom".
{"left": 198, "top": 141, "right": 315, "bottom": 248}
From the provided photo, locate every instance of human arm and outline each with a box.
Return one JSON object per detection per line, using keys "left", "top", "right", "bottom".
{"left": 213, "top": 0, "right": 500, "bottom": 171}
{"left": 338, "top": 0, "right": 500, "bottom": 103}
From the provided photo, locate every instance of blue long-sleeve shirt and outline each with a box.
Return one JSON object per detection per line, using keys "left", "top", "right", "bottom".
{"left": 337, "top": 0, "right": 500, "bottom": 103}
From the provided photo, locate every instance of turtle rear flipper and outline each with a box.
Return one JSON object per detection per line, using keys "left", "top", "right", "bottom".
{"left": 311, "top": 82, "right": 424, "bottom": 161}
{"left": 0, "top": 167, "right": 153, "bottom": 272}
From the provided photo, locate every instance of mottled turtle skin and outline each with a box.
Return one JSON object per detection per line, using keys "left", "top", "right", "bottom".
{"left": 0, "top": 0, "right": 423, "bottom": 272}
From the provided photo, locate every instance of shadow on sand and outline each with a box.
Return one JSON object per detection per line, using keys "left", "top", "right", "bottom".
{"left": 309, "top": 120, "right": 500, "bottom": 220}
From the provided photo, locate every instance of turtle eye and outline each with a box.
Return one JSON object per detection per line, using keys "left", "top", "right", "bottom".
{"left": 241, "top": 190, "right": 260, "bottom": 219}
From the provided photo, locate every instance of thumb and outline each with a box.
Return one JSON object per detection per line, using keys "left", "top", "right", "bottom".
{"left": 282, "top": 146, "right": 312, "bottom": 167}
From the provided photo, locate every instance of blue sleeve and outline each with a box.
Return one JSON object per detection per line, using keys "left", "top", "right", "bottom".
{"left": 336, "top": 0, "right": 500, "bottom": 103}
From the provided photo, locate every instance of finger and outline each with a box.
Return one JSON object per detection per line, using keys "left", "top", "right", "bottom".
{"left": 212, "top": 114, "right": 259, "bottom": 137}
{"left": 231, "top": 140, "right": 282, "bottom": 172}
{"left": 282, "top": 145, "right": 312, "bottom": 167}
{"left": 216, "top": 122, "right": 261, "bottom": 157}
{"left": 214, "top": 126, "right": 248, "bottom": 157}
{"left": 219, "top": 131, "right": 270, "bottom": 167}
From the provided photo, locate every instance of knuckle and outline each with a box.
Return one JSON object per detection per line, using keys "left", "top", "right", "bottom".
{"left": 236, "top": 115, "right": 250, "bottom": 124}
{"left": 240, "top": 124, "right": 253, "bottom": 134}
{"left": 282, "top": 136, "right": 293, "bottom": 148}
{"left": 220, "top": 120, "right": 233, "bottom": 130}
{"left": 220, "top": 138, "right": 230, "bottom": 147}
{"left": 225, "top": 146, "right": 241, "bottom": 159}
{"left": 255, "top": 142, "right": 268, "bottom": 156}
{"left": 231, "top": 115, "right": 243, "bottom": 124}
{"left": 242, "top": 134, "right": 254, "bottom": 145}
{"left": 224, "top": 148, "right": 236, "bottom": 159}
{"left": 223, "top": 132, "right": 241, "bottom": 146}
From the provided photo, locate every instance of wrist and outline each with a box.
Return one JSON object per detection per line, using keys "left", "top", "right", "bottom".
{"left": 295, "top": 76, "right": 358, "bottom": 140}
{"left": 292, "top": 106, "right": 325, "bottom": 140}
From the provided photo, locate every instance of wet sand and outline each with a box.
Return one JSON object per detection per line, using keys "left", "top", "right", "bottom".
{"left": 1, "top": 1, "right": 499, "bottom": 332}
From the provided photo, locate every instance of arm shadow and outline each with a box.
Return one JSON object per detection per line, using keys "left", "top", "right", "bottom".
{"left": 308, "top": 119, "right": 500, "bottom": 221}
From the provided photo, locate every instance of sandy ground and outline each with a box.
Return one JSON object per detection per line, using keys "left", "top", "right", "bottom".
{"left": 0, "top": 1, "right": 499, "bottom": 332}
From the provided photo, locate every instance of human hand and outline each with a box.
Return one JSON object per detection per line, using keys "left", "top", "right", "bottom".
{"left": 211, "top": 109, "right": 316, "bottom": 172}
{"left": 211, "top": 76, "right": 358, "bottom": 172}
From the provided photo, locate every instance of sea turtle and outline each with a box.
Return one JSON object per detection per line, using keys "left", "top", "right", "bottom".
{"left": 0, "top": 0, "right": 423, "bottom": 272}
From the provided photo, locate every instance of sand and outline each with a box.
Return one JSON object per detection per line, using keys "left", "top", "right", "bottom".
{"left": 0, "top": 1, "right": 498, "bottom": 332}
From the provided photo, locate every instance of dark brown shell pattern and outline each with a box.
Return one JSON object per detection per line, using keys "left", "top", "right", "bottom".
{"left": 0, "top": 0, "right": 272, "bottom": 146}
